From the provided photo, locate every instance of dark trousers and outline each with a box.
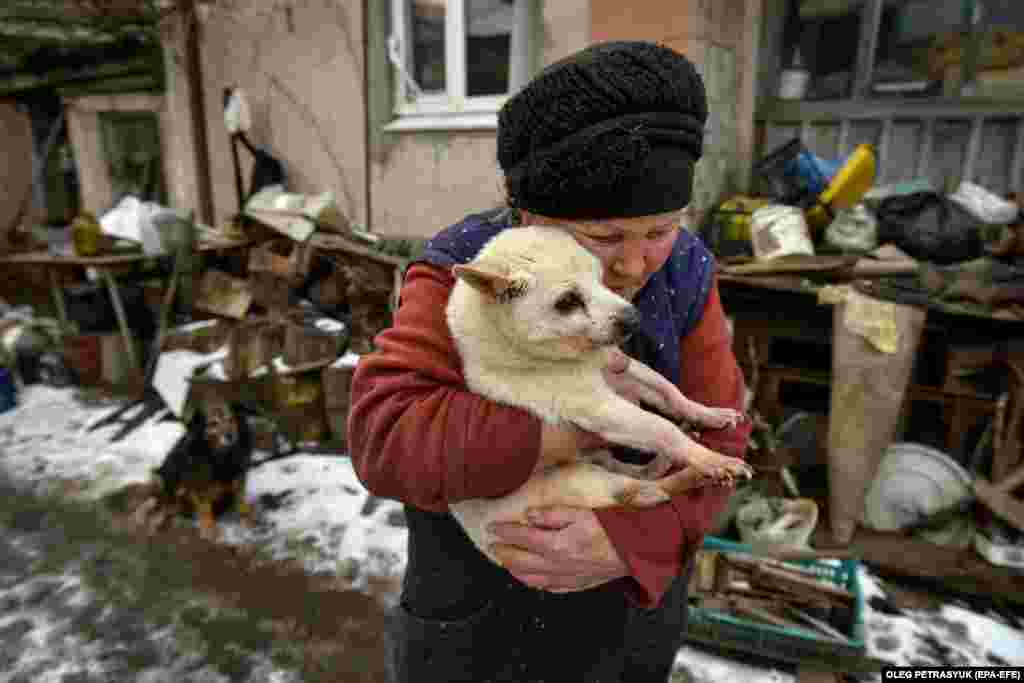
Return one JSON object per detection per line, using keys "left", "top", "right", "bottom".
{"left": 386, "top": 507, "right": 692, "bottom": 683}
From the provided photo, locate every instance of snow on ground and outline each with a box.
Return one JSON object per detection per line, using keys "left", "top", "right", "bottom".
{"left": 1, "top": 385, "right": 1022, "bottom": 681}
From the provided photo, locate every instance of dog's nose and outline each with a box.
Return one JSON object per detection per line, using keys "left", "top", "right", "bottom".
{"left": 614, "top": 307, "right": 641, "bottom": 342}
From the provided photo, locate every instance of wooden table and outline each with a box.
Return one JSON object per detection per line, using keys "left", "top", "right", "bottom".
{"left": 0, "top": 239, "right": 251, "bottom": 373}
{"left": 0, "top": 251, "right": 156, "bottom": 371}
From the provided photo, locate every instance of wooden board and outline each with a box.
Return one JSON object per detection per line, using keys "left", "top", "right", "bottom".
{"left": 193, "top": 269, "right": 252, "bottom": 320}
{"left": 811, "top": 524, "right": 1024, "bottom": 606}
{"left": 0, "top": 250, "right": 150, "bottom": 266}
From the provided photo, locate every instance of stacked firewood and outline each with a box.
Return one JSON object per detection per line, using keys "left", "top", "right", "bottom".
{"left": 689, "top": 549, "right": 857, "bottom": 644}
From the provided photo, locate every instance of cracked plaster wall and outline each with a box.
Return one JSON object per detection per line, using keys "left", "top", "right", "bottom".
{"left": 197, "top": 0, "right": 366, "bottom": 229}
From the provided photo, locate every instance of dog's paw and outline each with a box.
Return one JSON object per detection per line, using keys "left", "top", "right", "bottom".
{"left": 614, "top": 482, "right": 672, "bottom": 507}
{"left": 687, "top": 451, "right": 754, "bottom": 484}
{"left": 693, "top": 406, "right": 746, "bottom": 430}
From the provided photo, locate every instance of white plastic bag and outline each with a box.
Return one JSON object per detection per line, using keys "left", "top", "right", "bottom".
{"left": 950, "top": 181, "right": 1019, "bottom": 224}
{"left": 825, "top": 202, "right": 878, "bottom": 252}
{"left": 99, "top": 195, "right": 178, "bottom": 255}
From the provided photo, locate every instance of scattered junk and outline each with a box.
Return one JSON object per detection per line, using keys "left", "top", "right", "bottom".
{"left": 695, "top": 129, "right": 1024, "bottom": 650}
{"left": 2, "top": 169, "right": 412, "bottom": 541}
{"left": 735, "top": 496, "right": 820, "bottom": 550}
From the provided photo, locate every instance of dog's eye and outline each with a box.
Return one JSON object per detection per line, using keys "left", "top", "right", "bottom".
{"left": 554, "top": 290, "right": 585, "bottom": 314}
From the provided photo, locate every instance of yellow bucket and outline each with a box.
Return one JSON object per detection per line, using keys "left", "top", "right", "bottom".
{"left": 806, "top": 144, "right": 877, "bottom": 232}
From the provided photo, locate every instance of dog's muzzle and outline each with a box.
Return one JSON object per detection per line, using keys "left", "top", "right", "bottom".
{"left": 612, "top": 307, "right": 641, "bottom": 344}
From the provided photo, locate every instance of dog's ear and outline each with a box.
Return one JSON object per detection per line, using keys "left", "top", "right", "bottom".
{"left": 452, "top": 263, "right": 529, "bottom": 302}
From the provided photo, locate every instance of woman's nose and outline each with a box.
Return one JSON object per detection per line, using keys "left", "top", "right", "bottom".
{"left": 612, "top": 238, "right": 647, "bottom": 279}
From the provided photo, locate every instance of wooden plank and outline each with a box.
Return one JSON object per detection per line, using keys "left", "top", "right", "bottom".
{"left": 848, "top": 119, "right": 882, "bottom": 152}
{"left": 852, "top": 0, "right": 884, "bottom": 99}
{"left": 0, "top": 250, "right": 150, "bottom": 266}
{"left": 758, "top": 98, "right": 1024, "bottom": 123}
{"left": 811, "top": 525, "right": 1024, "bottom": 606}
{"left": 962, "top": 115, "right": 985, "bottom": 185}
{"left": 837, "top": 119, "right": 851, "bottom": 157}
{"left": 931, "top": 119, "right": 971, "bottom": 192}
{"left": 1012, "top": 117, "right": 1024, "bottom": 193}
{"left": 806, "top": 123, "right": 841, "bottom": 160}
{"left": 196, "top": 236, "right": 252, "bottom": 252}
{"left": 800, "top": 121, "right": 813, "bottom": 148}
{"left": 887, "top": 120, "right": 923, "bottom": 185}
{"left": 308, "top": 232, "right": 406, "bottom": 267}
{"left": 877, "top": 118, "right": 893, "bottom": 182}
{"left": 916, "top": 117, "right": 935, "bottom": 178}
{"left": 974, "top": 117, "right": 1017, "bottom": 195}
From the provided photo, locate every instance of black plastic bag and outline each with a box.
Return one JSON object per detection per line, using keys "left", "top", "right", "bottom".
{"left": 63, "top": 281, "right": 155, "bottom": 338}
{"left": 873, "top": 191, "right": 983, "bottom": 264}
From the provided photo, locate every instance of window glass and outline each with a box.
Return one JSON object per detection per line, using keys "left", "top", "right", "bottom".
{"left": 98, "top": 112, "right": 166, "bottom": 206}
{"left": 787, "top": 0, "right": 866, "bottom": 100}
{"left": 411, "top": 0, "right": 446, "bottom": 93}
{"left": 465, "top": 0, "right": 514, "bottom": 96}
{"left": 872, "top": 0, "right": 968, "bottom": 97}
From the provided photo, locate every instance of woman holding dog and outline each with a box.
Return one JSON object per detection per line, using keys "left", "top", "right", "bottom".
{"left": 348, "top": 40, "right": 751, "bottom": 682}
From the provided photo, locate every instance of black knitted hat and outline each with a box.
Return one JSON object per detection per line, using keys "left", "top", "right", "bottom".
{"left": 498, "top": 41, "right": 708, "bottom": 219}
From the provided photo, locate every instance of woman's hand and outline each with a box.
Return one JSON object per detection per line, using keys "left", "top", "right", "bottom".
{"left": 488, "top": 506, "right": 629, "bottom": 592}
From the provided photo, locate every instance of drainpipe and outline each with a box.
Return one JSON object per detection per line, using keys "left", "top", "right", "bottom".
{"left": 362, "top": 0, "right": 372, "bottom": 233}
{"left": 181, "top": 0, "right": 215, "bottom": 226}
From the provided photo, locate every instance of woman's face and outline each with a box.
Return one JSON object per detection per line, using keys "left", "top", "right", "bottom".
{"left": 519, "top": 208, "right": 686, "bottom": 300}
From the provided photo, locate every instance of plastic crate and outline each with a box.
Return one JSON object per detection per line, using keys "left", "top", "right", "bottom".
{"left": 685, "top": 536, "right": 866, "bottom": 664}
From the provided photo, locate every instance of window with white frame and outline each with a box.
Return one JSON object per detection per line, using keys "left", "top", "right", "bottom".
{"left": 387, "top": 0, "right": 538, "bottom": 130}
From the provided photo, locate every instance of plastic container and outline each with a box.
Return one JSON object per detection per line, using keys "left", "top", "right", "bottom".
{"left": 806, "top": 144, "right": 877, "bottom": 232}
{"left": 71, "top": 212, "right": 102, "bottom": 257}
{"left": 778, "top": 68, "right": 811, "bottom": 100}
{"left": 686, "top": 536, "right": 866, "bottom": 664}
{"left": 754, "top": 138, "right": 841, "bottom": 207}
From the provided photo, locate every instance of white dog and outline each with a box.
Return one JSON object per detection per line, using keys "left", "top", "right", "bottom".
{"left": 446, "top": 226, "right": 752, "bottom": 565}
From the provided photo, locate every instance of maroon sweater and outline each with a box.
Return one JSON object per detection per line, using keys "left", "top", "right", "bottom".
{"left": 347, "top": 262, "right": 751, "bottom": 607}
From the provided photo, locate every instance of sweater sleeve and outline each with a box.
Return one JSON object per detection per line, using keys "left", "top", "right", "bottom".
{"left": 594, "top": 278, "right": 751, "bottom": 608}
{"left": 346, "top": 262, "right": 541, "bottom": 513}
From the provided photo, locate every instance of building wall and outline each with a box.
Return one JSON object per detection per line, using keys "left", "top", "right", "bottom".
{"left": 196, "top": 0, "right": 367, "bottom": 230}
{"left": 591, "top": 0, "right": 763, "bottom": 206}
{"left": 0, "top": 101, "right": 34, "bottom": 248}
{"left": 188, "top": 0, "right": 756, "bottom": 239}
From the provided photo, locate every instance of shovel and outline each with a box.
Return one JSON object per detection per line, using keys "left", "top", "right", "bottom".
{"left": 224, "top": 86, "right": 252, "bottom": 213}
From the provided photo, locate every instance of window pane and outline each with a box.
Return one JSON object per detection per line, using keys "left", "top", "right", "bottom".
{"left": 98, "top": 112, "right": 166, "bottom": 206}
{"left": 465, "top": 0, "right": 513, "bottom": 96}
{"left": 784, "top": 0, "right": 866, "bottom": 100}
{"left": 411, "top": 0, "right": 446, "bottom": 93}
{"left": 872, "top": 0, "right": 969, "bottom": 97}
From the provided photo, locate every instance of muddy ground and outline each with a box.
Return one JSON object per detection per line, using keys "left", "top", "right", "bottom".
{"left": 0, "top": 471, "right": 390, "bottom": 682}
